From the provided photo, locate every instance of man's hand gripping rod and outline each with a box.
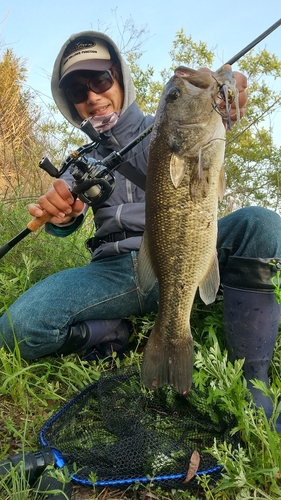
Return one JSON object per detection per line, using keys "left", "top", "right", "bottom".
{"left": 0, "top": 122, "right": 152, "bottom": 258}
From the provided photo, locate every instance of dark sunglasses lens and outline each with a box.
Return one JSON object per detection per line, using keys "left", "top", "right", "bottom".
{"left": 65, "top": 72, "right": 114, "bottom": 104}
{"left": 66, "top": 86, "right": 88, "bottom": 104}
{"left": 88, "top": 71, "right": 114, "bottom": 94}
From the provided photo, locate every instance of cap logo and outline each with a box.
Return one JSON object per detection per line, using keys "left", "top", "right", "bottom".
{"left": 63, "top": 48, "right": 99, "bottom": 68}
{"left": 63, "top": 40, "right": 97, "bottom": 57}
{"left": 61, "top": 39, "right": 111, "bottom": 76}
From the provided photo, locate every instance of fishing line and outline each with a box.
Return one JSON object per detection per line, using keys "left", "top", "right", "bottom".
{"left": 226, "top": 94, "right": 281, "bottom": 147}
{"left": 1, "top": 18, "right": 281, "bottom": 500}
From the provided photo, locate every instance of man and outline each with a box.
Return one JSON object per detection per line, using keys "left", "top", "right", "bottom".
{"left": 0, "top": 31, "right": 280, "bottom": 429}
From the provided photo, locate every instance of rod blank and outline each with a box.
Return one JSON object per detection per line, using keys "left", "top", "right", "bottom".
{"left": 226, "top": 18, "right": 281, "bottom": 66}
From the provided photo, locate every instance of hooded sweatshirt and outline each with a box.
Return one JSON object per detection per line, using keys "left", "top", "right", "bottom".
{"left": 48, "top": 30, "right": 154, "bottom": 260}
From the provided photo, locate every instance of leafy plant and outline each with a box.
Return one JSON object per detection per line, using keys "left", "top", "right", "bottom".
{"left": 1, "top": 15, "right": 281, "bottom": 500}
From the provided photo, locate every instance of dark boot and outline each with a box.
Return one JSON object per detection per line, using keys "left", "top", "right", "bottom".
{"left": 223, "top": 258, "right": 281, "bottom": 432}
{"left": 57, "top": 319, "right": 131, "bottom": 361}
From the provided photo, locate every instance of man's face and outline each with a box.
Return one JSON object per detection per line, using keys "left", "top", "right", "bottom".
{"left": 64, "top": 71, "right": 124, "bottom": 119}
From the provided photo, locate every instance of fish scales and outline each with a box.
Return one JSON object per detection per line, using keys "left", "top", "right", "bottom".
{"left": 138, "top": 66, "right": 237, "bottom": 395}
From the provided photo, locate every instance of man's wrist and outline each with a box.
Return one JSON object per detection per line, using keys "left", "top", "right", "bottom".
{"left": 54, "top": 217, "right": 76, "bottom": 227}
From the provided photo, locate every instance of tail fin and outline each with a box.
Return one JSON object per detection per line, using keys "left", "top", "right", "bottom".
{"left": 141, "top": 326, "right": 194, "bottom": 395}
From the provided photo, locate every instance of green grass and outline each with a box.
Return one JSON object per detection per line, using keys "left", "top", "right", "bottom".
{"left": 1, "top": 199, "right": 281, "bottom": 499}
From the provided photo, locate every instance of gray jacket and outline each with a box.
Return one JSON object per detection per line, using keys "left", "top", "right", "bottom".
{"left": 48, "top": 30, "right": 154, "bottom": 260}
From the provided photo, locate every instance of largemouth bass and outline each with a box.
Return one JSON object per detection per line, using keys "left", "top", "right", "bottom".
{"left": 138, "top": 65, "right": 238, "bottom": 395}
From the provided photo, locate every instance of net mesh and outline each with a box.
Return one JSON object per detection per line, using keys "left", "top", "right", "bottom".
{"left": 40, "top": 366, "right": 239, "bottom": 489}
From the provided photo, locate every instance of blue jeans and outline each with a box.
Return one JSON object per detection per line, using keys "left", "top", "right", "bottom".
{"left": 1, "top": 206, "right": 281, "bottom": 359}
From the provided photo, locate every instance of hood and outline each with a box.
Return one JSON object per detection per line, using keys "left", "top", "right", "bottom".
{"left": 51, "top": 30, "right": 136, "bottom": 129}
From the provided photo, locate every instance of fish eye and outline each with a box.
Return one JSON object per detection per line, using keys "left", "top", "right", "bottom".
{"left": 167, "top": 87, "right": 180, "bottom": 100}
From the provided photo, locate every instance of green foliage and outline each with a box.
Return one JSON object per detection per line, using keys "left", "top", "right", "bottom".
{"left": 127, "top": 28, "right": 216, "bottom": 117}
{"left": 126, "top": 51, "right": 163, "bottom": 115}
{"left": 168, "top": 29, "right": 214, "bottom": 69}
{"left": 1, "top": 21, "right": 281, "bottom": 500}
{"left": 1, "top": 297, "right": 281, "bottom": 499}
{"left": 38, "top": 103, "right": 86, "bottom": 165}
{"left": 239, "top": 48, "right": 281, "bottom": 79}
{"left": 270, "top": 269, "right": 281, "bottom": 305}
{"left": 126, "top": 33, "right": 281, "bottom": 214}
{"left": 220, "top": 47, "right": 281, "bottom": 214}
{"left": 0, "top": 198, "right": 93, "bottom": 304}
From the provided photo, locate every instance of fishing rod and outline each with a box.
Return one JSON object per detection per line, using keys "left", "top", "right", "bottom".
{"left": 1, "top": 17, "right": 281, "bottom": 260}
{"left": 0, "top": 123, "right": 152, "bottom": 259}
{"left": 225, "top": 18, "right": 281, "bottom": 66}
{"left": 0, "top": 17, "right": 281, "bottom": 500}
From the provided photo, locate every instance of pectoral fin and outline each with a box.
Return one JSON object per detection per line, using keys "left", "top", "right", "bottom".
{"left": 199, "top": 255, "right": 220, "bottom": 305}
{"left": 137, "top": 231, "right": 157, "bottom": 294}
{"left": 170, "top": 153, "right": 186, "bottom": 188}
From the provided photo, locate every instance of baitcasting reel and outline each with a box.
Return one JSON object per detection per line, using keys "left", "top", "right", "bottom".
{"left": 39, "top": 152, "right": 116, "bottom": 209}
{"left": 0, "top": 119, "right": 151, "bottom": 259}
{"left": 39, "top": 119, "right": 117, "bottom": 209}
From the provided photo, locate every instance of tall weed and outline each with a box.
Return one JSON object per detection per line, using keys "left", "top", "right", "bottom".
{"left": 1, "top": 202, "right": 281, "bottom": 498}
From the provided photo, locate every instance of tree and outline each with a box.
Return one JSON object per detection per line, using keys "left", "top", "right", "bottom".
{"left": 0, "top": 47, "right": 48, "bottom": 198}
{"left": 126, "top": 34, "right": 281, "bottom": 214}
{"left": 127, "top": 29, "right": 215, "bottom": 116}
{"left": 221, "top": 48, "right": 281, "bottom": 214}
{"left": 2, "top": 23, "right": 281, "bottom": 214}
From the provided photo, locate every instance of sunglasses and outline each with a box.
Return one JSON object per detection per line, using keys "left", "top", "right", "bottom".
{"left": 64, "top": 70, "right": 114, "bottom": 104}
